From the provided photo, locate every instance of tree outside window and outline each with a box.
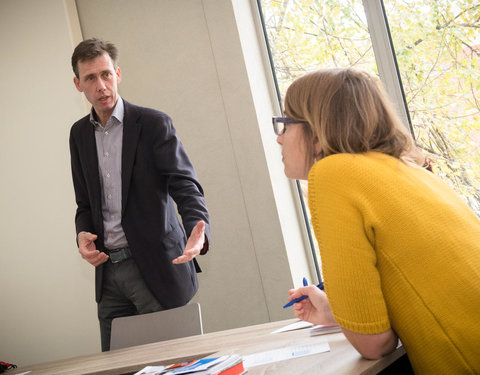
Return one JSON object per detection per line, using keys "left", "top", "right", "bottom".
{"left": 261, "top": 0, "right": 480, "bottom": 215}
{"left": 260, "top": 0, "right": 480, "bottom": 275}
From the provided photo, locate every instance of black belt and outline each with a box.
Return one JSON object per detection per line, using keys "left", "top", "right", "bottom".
{"left": 107, "top": 247, "right": 132, "bottom": 263}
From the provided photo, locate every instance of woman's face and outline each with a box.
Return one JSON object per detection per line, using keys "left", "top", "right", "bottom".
{"left": 277, "top": 123, "right": 312, "bottom": 180}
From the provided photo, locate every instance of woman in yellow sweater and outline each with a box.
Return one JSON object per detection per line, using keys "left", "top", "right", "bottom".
{"left": 278, "top": 68, "right": 480, "bottom": 374}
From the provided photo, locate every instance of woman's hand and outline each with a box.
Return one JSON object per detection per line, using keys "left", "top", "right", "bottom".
{"left": 290, "top": 285, "right": 398, "bottom": 359}
{"left": 288, "top": 285, "right": 337, "bottom": 326}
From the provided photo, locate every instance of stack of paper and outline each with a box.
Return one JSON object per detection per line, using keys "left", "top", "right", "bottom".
{"left": 169, "top": 354, "right": 245, "bottom": 375}
{"left": 134, "top": 354, "right": 245, "bottom": 375}
{"left": 134, "top": 366, "right": 166, "bottom": 375}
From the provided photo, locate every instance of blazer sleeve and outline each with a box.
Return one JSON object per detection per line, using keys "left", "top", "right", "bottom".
{"left": 69, "top": 125, "right": 95, "bottom": 236}
{"left": 151, "top": 113, "right": 211, "bottom": 251}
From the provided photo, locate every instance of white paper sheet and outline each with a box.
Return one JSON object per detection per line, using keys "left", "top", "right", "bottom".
{"left": 243, "top": 342, "right": 330, "bottom": 368}
{"left": 270, "top": 320, "right": 313, "bottom": 334}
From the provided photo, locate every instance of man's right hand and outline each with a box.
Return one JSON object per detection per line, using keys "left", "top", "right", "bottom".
{"left": 77, "top": 232, "right": 109, "bottom": 267}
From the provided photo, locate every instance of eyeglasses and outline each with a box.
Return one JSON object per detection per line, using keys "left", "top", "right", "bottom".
{"left": 272, "top": 117, "right": 308, "bottom": 136}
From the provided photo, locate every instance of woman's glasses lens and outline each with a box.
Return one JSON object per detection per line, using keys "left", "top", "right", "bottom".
{"left": 274, "top": 122, "right": 285, "bottom": 136}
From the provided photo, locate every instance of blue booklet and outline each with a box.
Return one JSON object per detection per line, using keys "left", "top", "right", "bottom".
{"left": 169, "top": 355, "right": 243, "bottom": 375}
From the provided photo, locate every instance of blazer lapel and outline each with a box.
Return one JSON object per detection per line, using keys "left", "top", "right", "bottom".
{"left": 121, "top": 100, "right": 142, "bottom": 216}
{"left": 83, "top": 120, "right": 102, "bottom": 214}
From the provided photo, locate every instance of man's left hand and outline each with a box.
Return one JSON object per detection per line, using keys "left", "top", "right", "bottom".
{"left": 172, "top": 220, "right": 206, "bottom": 264}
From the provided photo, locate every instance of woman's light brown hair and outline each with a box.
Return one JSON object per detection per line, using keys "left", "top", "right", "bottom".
{"left": 284, "top": 68, "right": 419, "bottom": 163}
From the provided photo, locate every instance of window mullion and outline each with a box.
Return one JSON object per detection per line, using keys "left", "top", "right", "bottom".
{"left": 362, "top": 0, "right": 413, "bottom": 134}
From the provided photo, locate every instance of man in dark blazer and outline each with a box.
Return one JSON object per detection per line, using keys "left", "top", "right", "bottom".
{"left": 69, "top": 38, "right": 210, "bottom": 351}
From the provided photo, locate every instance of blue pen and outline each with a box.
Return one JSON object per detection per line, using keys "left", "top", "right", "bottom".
{"left": 283, "top": 277, "right": 324, "bottom": 308}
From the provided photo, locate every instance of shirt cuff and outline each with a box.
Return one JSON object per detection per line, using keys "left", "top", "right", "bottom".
{"left": 200, "top": 236, "right": 209, "bottom": 255}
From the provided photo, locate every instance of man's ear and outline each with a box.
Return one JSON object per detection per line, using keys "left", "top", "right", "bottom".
{"left": 73, "top": 77, "right": 82, "bottom": 92}
{"left": 116, "top": 67, "right": 121, "bottom": 84}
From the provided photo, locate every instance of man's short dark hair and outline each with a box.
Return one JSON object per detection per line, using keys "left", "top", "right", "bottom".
{"left": 71, "top": 38, "right": 118, "bottom": 78}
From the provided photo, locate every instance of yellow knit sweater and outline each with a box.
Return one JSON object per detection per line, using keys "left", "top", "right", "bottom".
{"left": 308, "top": 152, "right": 480, "bottom": 374}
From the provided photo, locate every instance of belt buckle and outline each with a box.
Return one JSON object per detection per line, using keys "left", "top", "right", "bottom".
{"left": 109, "top": 247, "right": 130, "bottom": 264}
{"left": 110, "top": 254, "right": 123, "bottom": 264}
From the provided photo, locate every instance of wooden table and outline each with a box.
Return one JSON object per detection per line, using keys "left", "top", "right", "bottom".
{"left": 12, "top": 319, "right": 405, "bottom": 375}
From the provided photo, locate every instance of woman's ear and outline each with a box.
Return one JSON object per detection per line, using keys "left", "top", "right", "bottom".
{"left": 313, "top": 137, "right": 322, "bottom": 159}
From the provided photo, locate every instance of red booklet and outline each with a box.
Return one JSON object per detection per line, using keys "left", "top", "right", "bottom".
{"left": 217, "top": 360, "right": 245, "bottom": 375}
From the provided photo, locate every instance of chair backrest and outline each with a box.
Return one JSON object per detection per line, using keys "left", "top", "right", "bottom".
{"left": 110, "top": 303, "right": 203, "bottom": 350}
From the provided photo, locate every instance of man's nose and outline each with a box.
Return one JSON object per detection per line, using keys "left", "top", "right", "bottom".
{"left": 276, "top": 134, "right": 283, "bottom": 145}
{"left": 97, "top": 79, "right": 107, "bottom": 91}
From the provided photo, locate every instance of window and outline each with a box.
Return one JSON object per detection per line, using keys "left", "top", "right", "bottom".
{"left": 383, "top": 0, "right": 480, "bottom": 214}
{"left": 259, "top": 0, "right": 480, "bottom": 279}
{"left": 259, "top": 0, "right": 380, "bottom": 280}
{"left": 260, "top": 0, "right": 379, "bottom": 94}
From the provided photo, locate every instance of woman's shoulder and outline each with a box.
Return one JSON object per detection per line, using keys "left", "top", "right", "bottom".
{"left": 310, "top": 152, "right": 394, "bottom": 179}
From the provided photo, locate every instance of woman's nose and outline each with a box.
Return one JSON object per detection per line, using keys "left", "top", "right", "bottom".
{"left": 276, "top": 134, "right": 283, "bottom": 145}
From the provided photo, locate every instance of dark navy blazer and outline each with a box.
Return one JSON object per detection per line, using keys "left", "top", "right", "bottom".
{"left": 69, "top": 99, "right": 210, "bottom": 308}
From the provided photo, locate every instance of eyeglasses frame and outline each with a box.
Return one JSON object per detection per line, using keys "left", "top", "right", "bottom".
{"left": 272, "top": 116, "right": 309, "bottom": 136}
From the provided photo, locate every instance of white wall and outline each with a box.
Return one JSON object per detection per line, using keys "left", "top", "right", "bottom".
{"left": 0, "top": 0, "right": 98, "bottom": 365}
{"left": 0, "top": 0, "right": 314, "bottom": 366}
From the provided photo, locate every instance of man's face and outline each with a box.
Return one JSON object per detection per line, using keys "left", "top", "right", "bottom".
{"left": 74, "top": 52, "right": 121, "bottom": 122}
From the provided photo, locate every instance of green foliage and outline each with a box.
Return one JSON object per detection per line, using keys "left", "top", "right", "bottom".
{"left": 261, "top": 0, "right": 480, "bottom": 215}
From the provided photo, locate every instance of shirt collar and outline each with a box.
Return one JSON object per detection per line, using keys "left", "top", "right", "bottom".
{"left": 89, "top": 96, "right": 124, "bottom": 128}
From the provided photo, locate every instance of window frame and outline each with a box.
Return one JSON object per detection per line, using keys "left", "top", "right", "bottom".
{"left": 256, "top": 0, "right": 416, "bottom": 282}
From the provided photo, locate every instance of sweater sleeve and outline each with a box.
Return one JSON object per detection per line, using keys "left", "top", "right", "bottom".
{"left": 308, "top": 154, "right": 391, "bottom": 334}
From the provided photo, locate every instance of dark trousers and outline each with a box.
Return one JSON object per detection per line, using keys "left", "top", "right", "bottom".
{"left": 98, "top": 258, "right": 164, "bottom": 351}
